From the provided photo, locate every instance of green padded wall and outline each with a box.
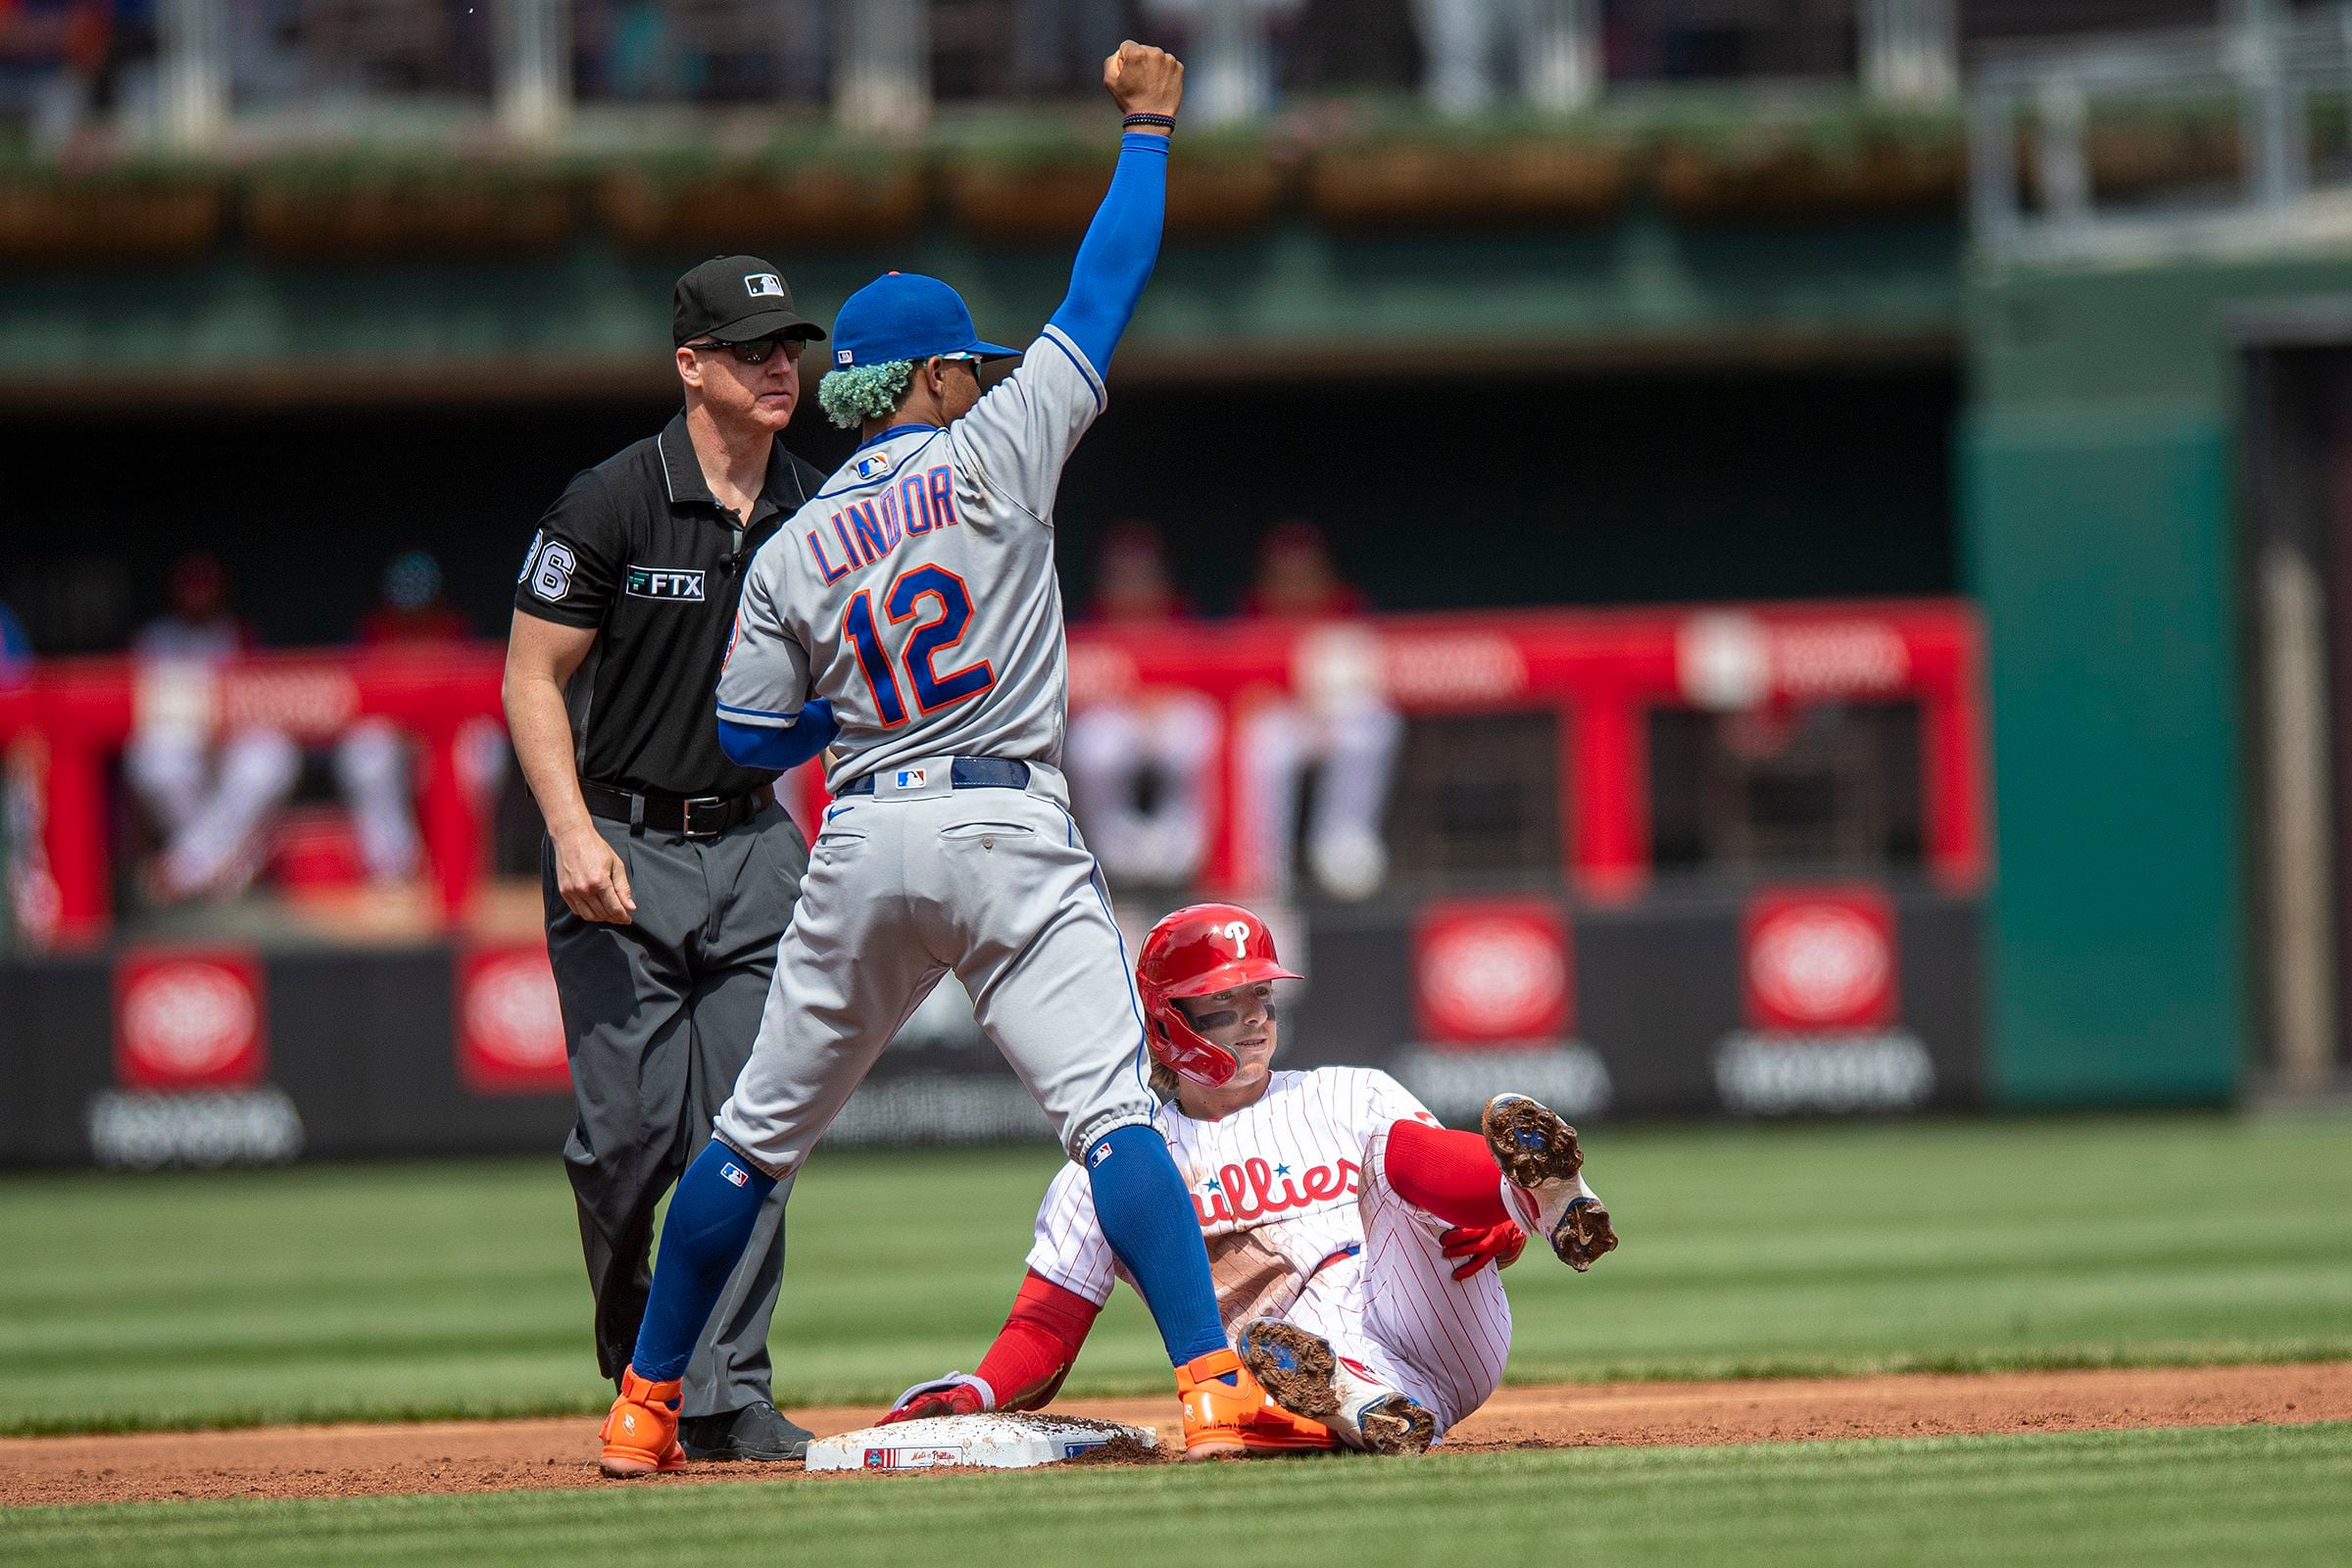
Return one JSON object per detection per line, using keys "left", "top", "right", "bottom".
{"left": 1963, "top": 403, "right": 2243, "bottom": 1103}
{"left": 1965, "top": 248, "right": 2352, "bottom": 1104}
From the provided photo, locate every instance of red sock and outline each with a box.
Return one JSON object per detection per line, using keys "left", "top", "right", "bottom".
{"left": 1383, "top": 1119, "right": 1509, "bottom": 1227}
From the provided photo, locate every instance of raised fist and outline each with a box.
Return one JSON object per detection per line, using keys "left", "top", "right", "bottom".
{"left": 1103, "top": 40, "right": 1183, "bottom": 121}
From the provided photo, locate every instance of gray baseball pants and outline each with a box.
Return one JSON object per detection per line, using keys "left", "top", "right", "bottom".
{"left": 545, "top": 800, "right": 807, "bottom": 1419}
{"left": 712, "top": 760, "right": 1156, "bottom": 1175}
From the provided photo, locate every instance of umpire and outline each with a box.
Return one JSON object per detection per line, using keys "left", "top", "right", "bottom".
{"left": 503, "top": 257, "right": 831, "bottom": 1462}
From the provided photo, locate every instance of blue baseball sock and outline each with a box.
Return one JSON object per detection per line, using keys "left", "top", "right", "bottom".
{"left": 629, "top": 1141, "right": 777, "bottom": 1383}
{"left": 1084, "top": 1124, "right": 1228, "bottom": 1368}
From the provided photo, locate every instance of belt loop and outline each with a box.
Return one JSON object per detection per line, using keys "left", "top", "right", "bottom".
{"left": 627, "top": 793, "right": 645, "bottom": 837}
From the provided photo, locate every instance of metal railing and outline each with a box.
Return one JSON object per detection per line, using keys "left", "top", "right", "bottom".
{"left": 1969, "top": 3, "right": 2352, "bottom": 263}
{"left": 71, "top": 1, "right": 1965, "bottom": 152}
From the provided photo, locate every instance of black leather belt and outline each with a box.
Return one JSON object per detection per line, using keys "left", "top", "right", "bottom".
{"left": 579, "top": 779, "right": 773, "bottom": 838}
{"left": 836, "top": 758, "right": 1031, "bottom": 796}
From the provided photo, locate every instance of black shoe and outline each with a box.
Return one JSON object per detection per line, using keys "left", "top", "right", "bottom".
{"left": 677, "top": 1399, "right": 813, "bottom": 1462}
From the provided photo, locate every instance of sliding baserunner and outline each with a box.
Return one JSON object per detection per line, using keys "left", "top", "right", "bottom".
{"left": 879, "top": 905, "right": 1621, "bottom": 1454}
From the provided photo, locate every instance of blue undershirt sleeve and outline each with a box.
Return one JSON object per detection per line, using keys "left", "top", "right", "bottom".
{"left": 1047, "top": 133, "right": 1170, "bottom": 374}
{"left": 715, "top": 698, "right": 837, "bottom": 771}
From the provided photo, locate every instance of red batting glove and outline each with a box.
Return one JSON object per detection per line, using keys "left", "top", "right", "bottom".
{"left": 1440, "top": 1220, "right": 1528, "bottom": 1281}
{"left": 878, "top": 1373, "right": 991, "bottom": 1426}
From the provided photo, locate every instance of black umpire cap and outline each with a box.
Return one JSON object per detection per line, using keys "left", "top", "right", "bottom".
{"left": 673, "top": 256, "right": 827, "bottom": 347}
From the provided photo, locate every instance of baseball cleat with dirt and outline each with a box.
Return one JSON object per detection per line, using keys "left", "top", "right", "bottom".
{"left": 598, "top": 1368, "right": 687, "bottom": 1478}
{"left": 1236, "top": 1318, "right": 1436, "bottom": 1456}
{"left": 1482, "top": 1094, "right": 1619, "bottom": 1272}
{"left": 1177, "top": 1347, "right": 1335, "bottom": 1457}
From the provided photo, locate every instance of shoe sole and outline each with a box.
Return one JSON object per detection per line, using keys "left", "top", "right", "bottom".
{"left": 1481, "top": 1095, "right": 1584, "bottom": 1191}
{"left": 678, "top": 1439, "right": 809, "bottom": 1462}
{"left": 1237, "top": 1320, "right": 1432, "bottom": 1456}
{"left": 1554, "top": 1197, "right": 1619, "bottom": 1272}
{"left": 1181, "top": 1435, "right": 1248, "bottom": 1461}
{"left": 1354, "top": 1395, "right": 1438, "bottom": 1457}
{"left": 1484, "top": 1096, "right": 1618, "bottom": 1271}
{"left": 599, "top": 1452, "right": 664, "bottom": 1479}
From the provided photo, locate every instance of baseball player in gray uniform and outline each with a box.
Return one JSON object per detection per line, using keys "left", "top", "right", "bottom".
{"left": 598, "top": 42, "right": 1311, "bottom": 1476}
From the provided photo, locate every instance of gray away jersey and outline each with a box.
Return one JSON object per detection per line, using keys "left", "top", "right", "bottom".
{"left": 717, "top": 325, "right": 1105, "bottom": 793}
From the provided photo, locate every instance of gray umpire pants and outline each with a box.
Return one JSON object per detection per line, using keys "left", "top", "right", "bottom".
{"left": 544, "top": 799, "right": 808, "bottom": 1419}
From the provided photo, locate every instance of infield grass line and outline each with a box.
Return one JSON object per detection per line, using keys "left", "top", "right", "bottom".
{"left": 1, "top": 1423, "right": 2345, "bottom": 1568}
{"left": 2, "top": 1111, "right": 2346, "bottom": 1436}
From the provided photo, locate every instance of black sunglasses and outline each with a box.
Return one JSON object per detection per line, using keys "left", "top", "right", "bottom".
{"left": 685, "top": 335, "right": 806, "bottom": 366}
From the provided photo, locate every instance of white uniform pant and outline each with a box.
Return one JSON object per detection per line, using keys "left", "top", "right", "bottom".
{"left": 1277, "top": 1125, "right": 1512, "bottom": 1438}
{"left": 714, "top": 761, "right": 1157, "bottom": 1173}
{"left": 1065, "top": 692, "right": 1219, "bottom": 884}
{"left": 335, "top": 716, "right": 510, "bottom": 883}
{"left": 124, "top": 725, "right": 300, "bottom": 898}
{"left": 1237, "top": 693, "right": 1403, "bottom": 899}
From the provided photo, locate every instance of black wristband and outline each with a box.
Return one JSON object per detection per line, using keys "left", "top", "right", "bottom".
{"left": 1122, "top": 113, "right": 1176, "bottom": 131}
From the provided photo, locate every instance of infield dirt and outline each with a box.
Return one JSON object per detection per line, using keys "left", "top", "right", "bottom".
{"left": 6, "top": 1362, "right": 2343, "bottom": 1508}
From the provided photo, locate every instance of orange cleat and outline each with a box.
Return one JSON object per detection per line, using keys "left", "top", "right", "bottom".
{"left": 599, "top": 1368, "right": 688, "bottom": 1478}
{"left": 1176, "top": 1348, "right": 1336, "bottom": 1459}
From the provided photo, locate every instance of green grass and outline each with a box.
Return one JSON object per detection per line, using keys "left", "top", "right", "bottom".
{"left": 1, "top": 1112, "right": 2347, "bottom": 1435}
{"left": 2, "top": 1425, "right": 2346, "bottom": 1567}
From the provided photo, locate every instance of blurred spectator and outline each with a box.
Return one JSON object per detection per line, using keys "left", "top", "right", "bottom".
{"left": 337, "top": 551, "right": 502, "bottom": 885}
{"left": 602, "top": 0, "right": 686, "bottom": 100}
{"left": 1013, "top": 0, "right": 1128, "bottom": 94}
{"left": 1, "top": 594, "right": 48, "bottom": 948}
{"left": 1411, "top": 0, "right": 1533, "bottom": 117}
{"left": 1237, "top": 520, "right": 1399, "bottom": 901}
{"left": 0, "top": 596, "right": 27, "bottom": 688}
{"left": 0, "top": 0, "right": 157, "bottom": 147}
{"left": 123, "top": 553, "right": 300, "bottom": 903}
{"left": 1141, "top": 0, "right": 1297, "bottom": 122}
{"left": 1066, "top": 522, "right": 1221, "bottom": 887}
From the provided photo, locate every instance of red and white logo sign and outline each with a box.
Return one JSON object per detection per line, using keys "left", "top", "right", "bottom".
{"left": 1743, "top": 888, "right": 1897, "bottom": 1031}
{"left": 1413, "top": 900, "right": 1572, "bottom": 1046}
{"left": 457, "top": 944, "right": 570, "bottom": 1095}
{"left": 114, "top": 948, "right": 267, "bottom": 1090}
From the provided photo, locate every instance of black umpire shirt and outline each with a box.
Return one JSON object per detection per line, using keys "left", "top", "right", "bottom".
{"left": 514, "top": 413, "right": 828, "bottom": 800}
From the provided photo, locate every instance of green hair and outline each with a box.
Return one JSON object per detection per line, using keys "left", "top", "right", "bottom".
{"left": 817, "top": 360, "right": 916, "bottom": 429}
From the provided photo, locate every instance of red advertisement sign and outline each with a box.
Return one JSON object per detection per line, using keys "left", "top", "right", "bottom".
{"left": 1412, "top": 900, "right": 1572, "bottom": 1046}
{"left": 114, "top": 947, "right": 267, "bottom": 1090}
{"left": 457, "top": 943, "right": 572, "bottom": 1096}
{"left": 1742, "top": 887, "right": 1898, "bottom": 1032}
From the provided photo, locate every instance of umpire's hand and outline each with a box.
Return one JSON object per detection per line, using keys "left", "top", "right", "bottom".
{"left": 554, "top": 824, "right": 637, "bottom": 925}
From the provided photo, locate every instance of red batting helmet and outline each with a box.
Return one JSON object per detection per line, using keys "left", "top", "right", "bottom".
{"left": 1137, "top": 903, "right": 1302, "bottom": 1089}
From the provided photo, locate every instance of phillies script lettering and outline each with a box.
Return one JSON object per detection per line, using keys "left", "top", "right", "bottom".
{"left": 1192, "top": 1158, "right": 1360, "bottom": 1227}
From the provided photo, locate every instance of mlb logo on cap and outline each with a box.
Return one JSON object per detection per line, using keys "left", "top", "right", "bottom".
{"left": 829, "top": 272, "right": 1019, "bottom": 372}
{"left": 671, "top": 254, "right": 824, "bottom": 347}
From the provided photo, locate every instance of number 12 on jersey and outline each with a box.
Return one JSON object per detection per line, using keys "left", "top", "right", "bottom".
{"left": 844, "top": 564, "right": 997, "bottom": 726}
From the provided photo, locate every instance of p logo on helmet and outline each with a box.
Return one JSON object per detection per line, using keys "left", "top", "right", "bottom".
{"left": 1135, "top": 904, "right": 1302, "bottom": 1089}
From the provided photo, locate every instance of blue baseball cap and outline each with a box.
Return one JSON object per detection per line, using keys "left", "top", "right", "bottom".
{"left": 828, "top": 272, "right": 1019, "bottom": 370}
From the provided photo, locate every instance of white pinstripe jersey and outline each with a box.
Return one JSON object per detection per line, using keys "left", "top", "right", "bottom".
{"left": 1028, "top": 1068, "right": 1438, "bottom": 1321}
